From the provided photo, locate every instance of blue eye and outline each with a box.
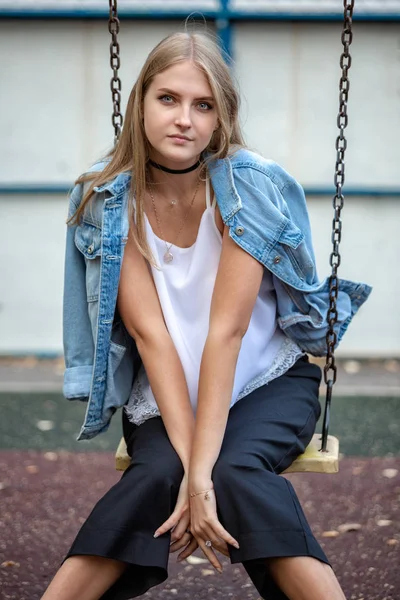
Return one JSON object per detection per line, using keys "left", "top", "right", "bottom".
{"left": 159, "top": 95, "right": 174, "bottom": 103}
{"left": 198, "top": 102, "right": 213, "bottom": 111}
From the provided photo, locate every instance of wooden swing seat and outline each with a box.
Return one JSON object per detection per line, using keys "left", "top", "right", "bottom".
{"left": 115, "top": 433, "right": 339, "bottom": 474}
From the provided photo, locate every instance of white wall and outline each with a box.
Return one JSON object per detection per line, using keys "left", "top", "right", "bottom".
{"left": 234, "top": 21, "right": 400, "bottom": 187}
{"left": 308, "top": 197, "right": 399, "bottom": 357}
{"left": 0, "top": 20, "right": 399, "bottom": 356}
{"left": 0, "top": 20, "right": 185, "bottom": 182}
{"left": 0, "top": 196, "right": 66, "bottom": 354}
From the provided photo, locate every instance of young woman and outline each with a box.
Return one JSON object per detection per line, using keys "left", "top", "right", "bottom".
{"left": 42, "top": 30, "right": 371, "bottom": 600}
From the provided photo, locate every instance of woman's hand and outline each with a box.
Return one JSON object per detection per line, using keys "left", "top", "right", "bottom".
{"left": 177, "top": 477, "right": 240, "bottom": 573}
{"left": 153, "top": 473, "right": 193, "bottom": 555}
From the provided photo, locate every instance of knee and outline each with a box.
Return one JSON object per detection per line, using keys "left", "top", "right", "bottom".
{"left": 213, "top": 450, "right": 274, "bottom": 488}
{"left": 150, "top": 450, "right": 184, "bottom": 488}
{"left": 212, "top": 454, "right": 245, "bottom": 489}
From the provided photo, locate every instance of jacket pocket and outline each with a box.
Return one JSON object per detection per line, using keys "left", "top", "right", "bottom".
{"left": 75, "top": 221, "right": 101, "bottom": 258}
{"left": 75, "top": 222, "right": 102, "bottom": 302}
{"left": 102, "top": 339, "right": 135, "bottom": 422}
{"left": 278, "top": 222, "right": 315, "bottom": 284}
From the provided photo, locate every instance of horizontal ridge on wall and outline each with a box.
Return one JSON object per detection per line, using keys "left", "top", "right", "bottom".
{"left": 0, "top": 0, "right": 399, "bottom": 20}
{"left": 0, "top": 185, "right": 399, "bottom": 197}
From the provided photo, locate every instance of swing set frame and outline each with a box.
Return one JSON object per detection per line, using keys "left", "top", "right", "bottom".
{"left": 111, "top": 0, "right": 356, "bottom": 474}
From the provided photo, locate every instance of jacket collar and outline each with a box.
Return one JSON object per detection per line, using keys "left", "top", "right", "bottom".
{"left": 93, "top": 168, "right": 131, "bottom": 195}
{"left": 206, "top": 152, "right": 242, "bottom": 222}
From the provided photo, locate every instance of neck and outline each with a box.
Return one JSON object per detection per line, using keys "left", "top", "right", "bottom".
{"left": 147, "top": 156, "right": 205, "bottom": 200}
{"left": 148, "top": 157, "right": 201, "bottom": 174}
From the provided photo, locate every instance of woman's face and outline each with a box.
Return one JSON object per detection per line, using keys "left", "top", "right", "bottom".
{"left": 143, "top": 60, "right": 219, "bottom": 169}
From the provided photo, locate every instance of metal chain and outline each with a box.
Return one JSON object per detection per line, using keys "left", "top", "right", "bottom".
{"left": 321, "top": 0, "right": 355, "bottom": 452}
{"left": 108, "top": 0, "right": 123, "bottom": 145}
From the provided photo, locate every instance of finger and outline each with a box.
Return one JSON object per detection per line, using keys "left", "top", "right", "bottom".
{"left": 201, "top": 538, "right": 229, "bottom": 558}
{"left": 215, "top": 545, "right": 230, "bottom": 558}
{"left": 199, "top": 521, "right": 231, "bottom": 556}
{"left": 202, "top": 523, "right": 226, "bottom": 549}
{"left": 177, "top": 537, "right": 199, "bottom": 562}
{"left": 209, "top": 520, "right": 240, "bottom": 549}
{"left": 170, "top": 515, "right": 190, "bottom": 544}
{"left": 206, "top": 538, "right": 230, "bottom": 558}
{"left": 169, "top": 532, "right": 193, "bottom": 553}
{"left": 198, "top": 540, "right": 223, "bottom": 573}
{"left": 154, "top": 512, "right": 180, "bottom": 538}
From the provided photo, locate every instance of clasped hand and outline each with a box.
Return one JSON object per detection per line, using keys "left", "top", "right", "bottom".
{"left": 153, "top": 473, "right": 239, "bottom": 574}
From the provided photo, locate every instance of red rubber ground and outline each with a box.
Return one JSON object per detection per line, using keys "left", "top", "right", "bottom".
{"left": 0, "top": 451, "right": 399, "bottom": 600}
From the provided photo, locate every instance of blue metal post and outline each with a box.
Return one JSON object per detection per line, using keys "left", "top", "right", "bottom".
{"left": 215, "top": 0, "right": 232, "bottom": 59}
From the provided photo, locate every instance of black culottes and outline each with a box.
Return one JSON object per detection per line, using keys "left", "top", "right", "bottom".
{"left": 63, "top": 356, "right": 331, "bottom": 599}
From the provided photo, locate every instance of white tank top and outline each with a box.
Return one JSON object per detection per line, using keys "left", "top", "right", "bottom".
{"left": 125, "top": 178, "right": 303, "bottom": 426}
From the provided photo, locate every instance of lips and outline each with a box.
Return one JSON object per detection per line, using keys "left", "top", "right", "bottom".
{"left": 168, "top": 134, "right": 191, "bottom": 141}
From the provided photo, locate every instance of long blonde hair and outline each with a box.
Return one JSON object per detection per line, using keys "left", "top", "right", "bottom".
{"left": 69, "top": 30, "right": 245, "bottom": 267}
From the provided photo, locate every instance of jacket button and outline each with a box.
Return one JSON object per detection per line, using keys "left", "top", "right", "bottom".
{"left": 235, "top": 226, "right": 244, "bottom": 236}
{"left": 273, "top": 255, "right": 281, "bottom": 264}
{"left": 87, "top": 244, "right": 94, "bottom": 254}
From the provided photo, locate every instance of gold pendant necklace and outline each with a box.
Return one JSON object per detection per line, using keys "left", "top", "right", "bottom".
{"left": 148, "top": 179, "right": 201, "bottom": 264}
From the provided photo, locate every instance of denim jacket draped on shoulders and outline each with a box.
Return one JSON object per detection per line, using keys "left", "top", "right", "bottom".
{"left": 63, "top": 147, "right": 372, "bottom": 440}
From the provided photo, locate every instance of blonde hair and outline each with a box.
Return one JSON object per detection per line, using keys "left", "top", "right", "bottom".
{"left": 69, "top": 30, "right": 245, "bottom": 267}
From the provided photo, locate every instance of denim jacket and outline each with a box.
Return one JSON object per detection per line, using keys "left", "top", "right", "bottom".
{"left": 63, "top": 148, "right": 372, "bottom": 440}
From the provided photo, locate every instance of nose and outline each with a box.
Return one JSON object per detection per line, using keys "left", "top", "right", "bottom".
{"left": 175, "top": 104, "right": 192, "bottom": 129}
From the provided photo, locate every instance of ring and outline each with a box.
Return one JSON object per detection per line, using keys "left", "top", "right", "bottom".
{"left": 205, "top": 540, "right": 212, "bottom": 548}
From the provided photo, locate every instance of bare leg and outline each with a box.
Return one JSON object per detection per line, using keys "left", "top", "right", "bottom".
{"left": 266, "top": 556, "right": 346, "bottom": 600}
{"left": 41, "top": 555, "right": 128, "bottom": 600}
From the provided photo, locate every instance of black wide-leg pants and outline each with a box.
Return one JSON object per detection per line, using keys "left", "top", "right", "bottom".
{"left": 63, "top": 356, "right": 330, "bottom": 599}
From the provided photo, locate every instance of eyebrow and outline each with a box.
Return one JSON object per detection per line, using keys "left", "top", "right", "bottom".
{"left": 157, "top": 88, "right": 214, "bottom": 102}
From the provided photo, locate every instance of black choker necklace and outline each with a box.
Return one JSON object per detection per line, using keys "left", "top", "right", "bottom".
{"left": 148, "top": 157, "right": 202, "bottom": 174}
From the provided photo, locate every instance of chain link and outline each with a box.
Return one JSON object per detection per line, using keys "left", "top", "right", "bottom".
{"left": 321, "top": 0, "right": 355, "bottom": 452}
{"left": 109, "top": 0, "right": 123, "bottom": 145}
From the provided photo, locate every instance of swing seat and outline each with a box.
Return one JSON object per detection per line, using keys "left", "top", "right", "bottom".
{"left": 115, "top": 433, "right": 339, "bottom": 474}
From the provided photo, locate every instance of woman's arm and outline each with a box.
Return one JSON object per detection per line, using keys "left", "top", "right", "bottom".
{"left": 118, "top": 228, "right": 195, "bottom": 472}
{"left": 179, "top": 225, "right": 264, "bottom": 568}
{"left": 189, "top": 226, "right": 264, "bottom": 487}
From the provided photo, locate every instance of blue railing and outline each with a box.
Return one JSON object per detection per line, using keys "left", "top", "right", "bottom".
{"left": 0, "top": 7, "right": 398, "bottom": 20}
{"left": 0, "top": 185, "right": 398, "bottom": 198}
{"left": 1, "top": 5, "right": 399, "bottom": 57}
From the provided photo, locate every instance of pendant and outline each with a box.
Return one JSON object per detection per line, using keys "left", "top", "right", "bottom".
{"left": 164, "top": 251, "right": 173, "bottom": 263}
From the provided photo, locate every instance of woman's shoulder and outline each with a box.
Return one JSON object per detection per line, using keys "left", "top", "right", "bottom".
{"left": 75, "top": 157, "right": 131, "bottom": 198}
{"left": 226, "top": 147, "right": 299, "bottom": 193}
{"left": 211, "top": 147, "right": 298, "bottom": 192}
{"left": 68, "top": 158, "right": 126, "bottom": 221}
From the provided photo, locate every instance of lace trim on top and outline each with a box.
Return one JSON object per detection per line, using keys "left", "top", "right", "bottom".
{"left": 124, "top": 373, "right": 161, "bottom": 427}
{"left": 235, "top": 336, "right": 304, "bottom": 402}
{"left": 124, "top": 336, "right": 305, "bottom": 427}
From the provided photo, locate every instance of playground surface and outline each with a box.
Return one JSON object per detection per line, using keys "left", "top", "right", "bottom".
{"left": 0, "top": 451, "right": 399, "bottom": 600}
{"left": 0, "top": 357, "right": 399, "bottom": 599}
